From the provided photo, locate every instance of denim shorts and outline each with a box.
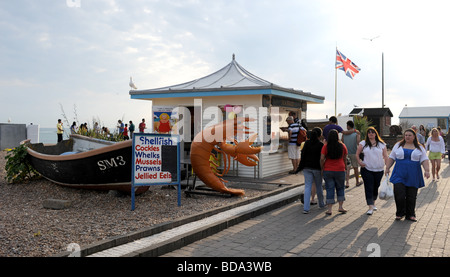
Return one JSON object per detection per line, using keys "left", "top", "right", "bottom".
{"left": 323, "top": 171, "right": 346, "bottom": 204}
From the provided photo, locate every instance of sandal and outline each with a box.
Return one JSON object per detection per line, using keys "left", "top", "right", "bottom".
{"left": 356, "top": 181, "right": 363, "bottom": 187}
{"left": 338, "top": 209, "right": 347, "bottom": 214}
{"left": 325, "top": 211, "right": 332, "bottom": 215}
{"left": 395, "top": 216, "right": 403, "bottom": 221}
{"left": 407, "top": 216, "right": 417, "bottom": 222}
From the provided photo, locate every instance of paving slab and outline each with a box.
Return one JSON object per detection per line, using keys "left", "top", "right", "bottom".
{"left": 163, "top": 160, "right": 450, "bottom": 257}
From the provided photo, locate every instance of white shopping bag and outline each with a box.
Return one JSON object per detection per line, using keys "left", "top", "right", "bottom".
{"left": 379, "top": 175, "right": 393, "bottom": 200}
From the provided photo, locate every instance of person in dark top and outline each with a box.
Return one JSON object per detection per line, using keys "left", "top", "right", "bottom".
{"left": 323, "top": 116, "right": 359, "bottom": 142}
{"left": 129, "top": 121, "right": 135, "bottom": 138}
{"left": 289, "top": 111, "right": 299, "bottom": 123}
{"left": 296, "top": 127, "right": 325, "bottom": 213}
{"left": 323, "top": 116, "right": 343, "bottom": 140}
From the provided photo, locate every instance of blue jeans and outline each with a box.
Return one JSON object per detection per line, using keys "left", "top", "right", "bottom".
{"left": 303, "top": 168, "right": 325, "bottom": 211}
{"left": 323, "top": 171, "right": 346, "bottom": 204}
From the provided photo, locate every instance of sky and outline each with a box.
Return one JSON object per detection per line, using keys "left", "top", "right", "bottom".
{"left": 1, "top": 0, "right": 449, "bottom": 129}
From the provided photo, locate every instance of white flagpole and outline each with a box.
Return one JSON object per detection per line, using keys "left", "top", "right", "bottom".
{"left": 335, "top": 47, "right": 338, "bottom": 116}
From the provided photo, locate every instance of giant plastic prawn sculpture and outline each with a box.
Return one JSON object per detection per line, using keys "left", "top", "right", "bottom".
{"left": 190, "top": 117, "right": 261, "bottom": 196}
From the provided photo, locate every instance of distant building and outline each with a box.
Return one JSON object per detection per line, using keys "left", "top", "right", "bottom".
{"left": 399, "top": 106, "right": 450, "bottom": 133}
{"left": 349, "top": 107, "right": 393, "bottom": 136}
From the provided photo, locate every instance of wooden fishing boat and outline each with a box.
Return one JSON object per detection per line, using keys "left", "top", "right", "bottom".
{"left": 23, "top": 134, "right": 148, "bottom": 194}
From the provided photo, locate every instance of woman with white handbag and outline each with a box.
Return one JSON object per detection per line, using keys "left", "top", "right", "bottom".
{"left": 385, "top": 129, "right": 430, "bottom": 222}
{"left": 356, "top": 127, "right": 389, "bottom": 215}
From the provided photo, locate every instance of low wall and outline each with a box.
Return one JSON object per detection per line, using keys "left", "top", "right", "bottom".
{"left": 0, "top": 123, "right": 27, "bottom": 150}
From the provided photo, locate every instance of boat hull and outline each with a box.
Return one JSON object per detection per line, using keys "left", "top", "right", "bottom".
{"left": 25, "top": 135, "right": 148, "bottom": 194}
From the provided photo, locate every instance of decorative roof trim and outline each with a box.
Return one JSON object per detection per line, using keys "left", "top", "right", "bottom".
{"left": 131, "top": 87, "right": 324, "bottom": 103}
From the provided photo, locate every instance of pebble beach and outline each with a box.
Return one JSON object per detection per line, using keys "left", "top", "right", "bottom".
{"left": 0, "top": 151, "right": 273, "bottom": 257}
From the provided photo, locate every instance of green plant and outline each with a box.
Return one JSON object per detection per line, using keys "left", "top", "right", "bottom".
{"left": 4, "top": 145, "right": 40, "bottom": 184}
{"left": 353, "top": 116, "right": 373, "bottom": 140}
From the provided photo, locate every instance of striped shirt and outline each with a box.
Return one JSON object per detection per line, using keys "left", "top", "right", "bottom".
{"left": 288, "top": 122, "right": 300, "bottom": 145}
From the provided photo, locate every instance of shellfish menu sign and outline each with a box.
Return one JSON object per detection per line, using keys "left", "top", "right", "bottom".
{"left": 131, "top": 133, "right": 180, "bottom": 211}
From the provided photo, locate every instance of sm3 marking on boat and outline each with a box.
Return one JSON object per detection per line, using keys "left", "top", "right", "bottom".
{"left": 97, "top": 156, "right": 126, "bottom": 171}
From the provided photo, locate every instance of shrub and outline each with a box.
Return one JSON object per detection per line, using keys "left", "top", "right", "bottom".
{"left": 353, "top": 116, "right": 373, "bottom": 140}
{"left": 4, "top": 144, "right": 40, "bottom": 184}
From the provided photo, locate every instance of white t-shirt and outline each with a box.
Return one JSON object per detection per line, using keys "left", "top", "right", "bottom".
{"left": 359, "top": 141, "right": 386, "bottom": 172}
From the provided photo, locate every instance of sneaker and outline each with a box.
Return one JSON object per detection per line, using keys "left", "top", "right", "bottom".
{"left": 303, "top": 210, "right": 309, "bottom": 214}
{"left": 366, "top": 209, "right": 373, "bottom": 215}
{"left": 373, "top": 206, "right": 377, "bottom": 211}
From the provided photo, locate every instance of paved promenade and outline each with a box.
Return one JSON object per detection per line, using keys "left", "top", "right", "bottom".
{"left": 163, "top": 160, "right": 450, "bottom": 257}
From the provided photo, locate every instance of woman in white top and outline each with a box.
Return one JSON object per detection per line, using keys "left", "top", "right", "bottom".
{"left": 386, "top": 129, "right": 430, "bottom": 221}
{"left": 356, "top": 127, "right": 389, "bottom": 215}
{"left": 425, "top": 128, "right": 446, "bottom": 181}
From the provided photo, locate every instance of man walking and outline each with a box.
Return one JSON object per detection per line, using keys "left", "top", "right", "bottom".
{"left": 342, "top": 120, "right": 362, "bottom": 187}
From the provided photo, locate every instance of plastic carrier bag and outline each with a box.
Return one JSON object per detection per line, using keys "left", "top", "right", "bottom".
{"left": 379, "top": 175, "right": 394, "bottom": 200}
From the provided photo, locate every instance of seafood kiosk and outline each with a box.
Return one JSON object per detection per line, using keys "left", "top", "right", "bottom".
{"left": 129, "top": 55, "right": 324, "bottom": 179}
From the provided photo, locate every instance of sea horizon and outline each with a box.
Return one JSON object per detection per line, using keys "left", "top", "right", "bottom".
{"left": 39, "top": 127, "right": 70, "bottom": 144}
{"left": 38, "top": 126, "right": 124, "bottom": 144}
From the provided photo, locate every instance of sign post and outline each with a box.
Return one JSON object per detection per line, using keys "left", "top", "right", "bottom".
{"left": 131, "top": 133, "right": 181, "bottom": 211}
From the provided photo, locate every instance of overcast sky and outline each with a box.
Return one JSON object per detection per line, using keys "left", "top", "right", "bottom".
{"left": 1, "top": 0, "right": 449, "bottom": 128}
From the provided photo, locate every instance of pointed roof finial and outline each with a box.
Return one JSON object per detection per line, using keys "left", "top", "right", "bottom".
{"left": 232, "top": 53, "right": 235, "bottom": 60}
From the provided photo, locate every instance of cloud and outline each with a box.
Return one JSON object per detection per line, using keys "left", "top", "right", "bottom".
{"left": 0, "top": 0, "right": 449, "bottom": 130}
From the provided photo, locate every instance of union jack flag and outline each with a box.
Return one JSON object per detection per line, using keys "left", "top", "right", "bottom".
{"left": 336, "top": 49, "right": 361, "bottom": 79}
